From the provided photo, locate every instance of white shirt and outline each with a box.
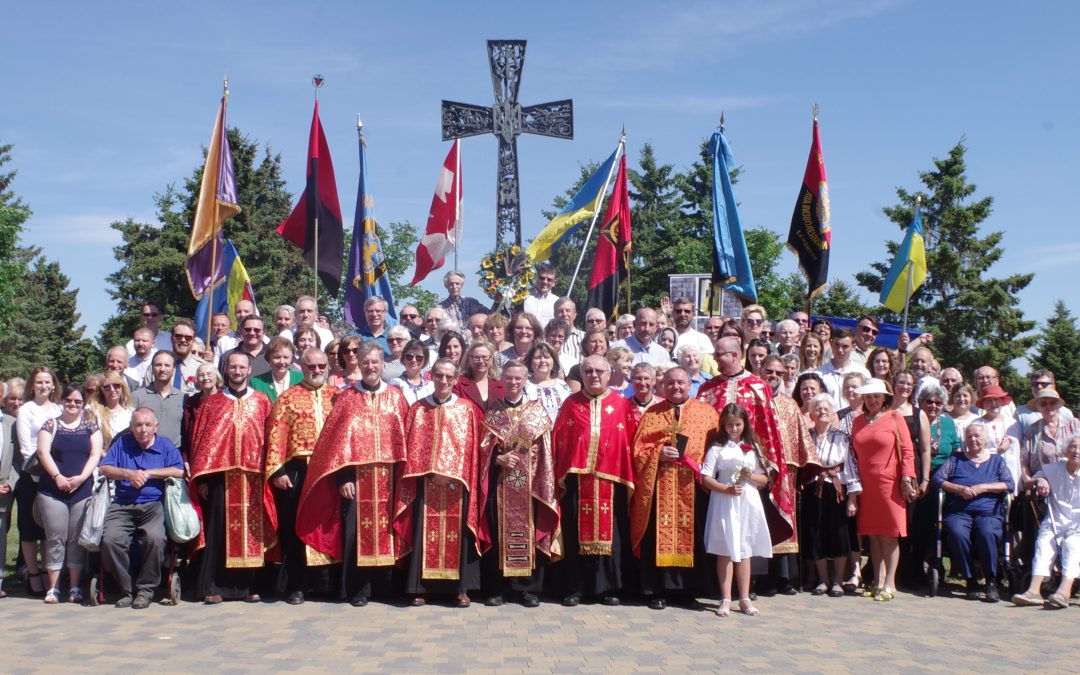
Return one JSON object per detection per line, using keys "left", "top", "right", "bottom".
{"left": 125, "top": 330, "right": 173, "bottom": 357}
{"left": 674, "top": 328, "right": 714, "bottom": 355}
{"left": 15, "top": 400, "right": 61, "bottom": 467}
{"left": 124, "top": 351, "right": 157, "bottom": 386}
{"left": 814, "top": 361, "right": 871, "bottom": 411}
{"left": 612, "top": 334, "right": 670, "bottom": 366}
{"left": 1035, "top": 460, "right": 1080, "bottom": 535}
{"left": 971, "top": 415, "right": 1022, "bottom": 493}
{"left": 523, "top": 290, "right": 557, "bottom": 328}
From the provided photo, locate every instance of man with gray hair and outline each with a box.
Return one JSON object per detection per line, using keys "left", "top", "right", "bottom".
{"left": 292, "top": 295, "right": 334, "bottom": 349}
{"left": 554, "top": 297, "right": 585, "bottom": 362}
{"left": 422, "top": 306, "right": 448, "bottom": 348}
{"left": 775, "top": 319, "right": 801, "bottom": 357}
{"left": 349, "top": 296, "right": 392, "bottom": 357}
{"left": 273, "top": 305, "right": 296, "bottom": 334}
{"left": 437, "top": 270, "right": 486, "bottom": 325}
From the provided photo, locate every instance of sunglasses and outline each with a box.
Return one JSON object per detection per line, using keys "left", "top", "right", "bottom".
{"left": 387, "top": 337, "right": 407, "bottom": 343}
{"left": 141, "top": 312, "right": 160, "bottom": 318}
{"left": 102, "top": 384, "right": 122, "bottom": 391}
{"left": 400, "top": 313, "right": 419, "bottom": 319}
{"left": 63, "top": 398, "right": 84, "bottom": 405}
{"left": 173, "top": 334, "right": 194, "bottom": 341}
{"left": 403, "top": 354, "right": 425, "bottom": 361}
{"left": 343, "top": 347, "right": 360, "bottom": 354}
{"left": 859, "top": 325, "right": 879, "bottom": 335}
{"left": 744, "top": 318, "right": 764, "bottom": 326}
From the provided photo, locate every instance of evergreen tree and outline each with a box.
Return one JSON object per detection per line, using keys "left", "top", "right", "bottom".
{"left": 0, "top": 142, "right": 31, "bottom": 342}
{"left": 855, "top": 140, "right": 1035, "bottom": 387}
{"left": 812, "top": 279, "right": 873, "bottom": 319}
{"left": 100, "top": 128, "right": 317, "bottom": 347}
{"left": 0, "top": 247, "right": 100, "bottom": 382}
{"left": 1030, "top": 301, "right": 1080, "bottom": 415}
{"left": 743, "top": 227, "right": 805, "bottom": 320}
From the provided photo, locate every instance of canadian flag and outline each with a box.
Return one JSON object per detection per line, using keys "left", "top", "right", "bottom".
{"left": 411, "top": 140, "right": 461, "bottom": 285}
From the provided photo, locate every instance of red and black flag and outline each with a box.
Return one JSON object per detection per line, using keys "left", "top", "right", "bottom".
{"left": 586, "top": 154, "right": 632, "bottom": 320}
{"left": 786, "top": 117, "right": 831, "bottom": 302}
{"left": 276, "top": 100, "right": 344, "bottom": 295}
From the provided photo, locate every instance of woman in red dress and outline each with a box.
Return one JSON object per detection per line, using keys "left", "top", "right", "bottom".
{"left": 851, "top": 378, "right": 917, "bottom": 601}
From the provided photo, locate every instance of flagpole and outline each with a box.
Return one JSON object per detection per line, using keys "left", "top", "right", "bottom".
{"left": 206, "top": 78, "right": 227, "bottom": 347}
{"left": 453, "top": 139, "right": 462, "bottom": 272}
{"left": 899, "top": 196, "right": 921, "bottom": 368}
{"left": 567, "top": 131, "right": 626, "bottom": 296}
{"left": 312, "top": 74, "right": 323, "bottom": 300}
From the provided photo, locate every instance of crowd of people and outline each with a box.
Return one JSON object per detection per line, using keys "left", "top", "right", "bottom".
{"left": 1, "top": 264, "right": 1077, "bottom": 617}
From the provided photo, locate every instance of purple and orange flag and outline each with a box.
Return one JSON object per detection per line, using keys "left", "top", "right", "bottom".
{"left": 185, "top": 92, "right": 241, "bottom": 299}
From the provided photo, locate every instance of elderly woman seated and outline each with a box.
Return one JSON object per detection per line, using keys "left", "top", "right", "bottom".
{"left": 1012, "top": 433, "right": 1080, "bottom": 609}
{"left": 675, "top": 345, "right": 711, "bottom": 397}
{"left": 932, "top": 423, "right": 1014, "bottom": 602}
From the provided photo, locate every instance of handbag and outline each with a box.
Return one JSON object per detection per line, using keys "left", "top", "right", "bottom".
{"left": 77, "top": 476, "right": 111, "bottom": 551}
{"left": 890, "top": 412, "right": 916, "bottom": 503}
{"left": 162, "top": 476, "right": 200, "bottom": 543}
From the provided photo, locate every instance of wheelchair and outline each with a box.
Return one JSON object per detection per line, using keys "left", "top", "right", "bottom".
{"left": 927, "top": 490, "right": 1021, "bottom": 598}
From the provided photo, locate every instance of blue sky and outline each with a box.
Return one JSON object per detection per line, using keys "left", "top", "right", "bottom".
{"left": 4, "top": 0, "right": 1077, "bottom": 344}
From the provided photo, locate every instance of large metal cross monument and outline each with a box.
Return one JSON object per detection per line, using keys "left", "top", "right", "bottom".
{"left": 441, "top": 40, "right": 574, "bottom": 247}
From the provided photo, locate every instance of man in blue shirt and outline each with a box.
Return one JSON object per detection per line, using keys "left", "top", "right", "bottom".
{"left": 98, "top": 407, "right": 185, "bottom": 609}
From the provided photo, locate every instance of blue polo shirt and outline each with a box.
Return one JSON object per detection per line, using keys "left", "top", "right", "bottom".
{"left": 99, "top": 433, "right": 185, "bottom": 505}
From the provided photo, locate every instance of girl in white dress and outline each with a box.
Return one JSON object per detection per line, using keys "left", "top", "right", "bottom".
{"left": 700, "top": 403, "right": 773, "bottom": 617}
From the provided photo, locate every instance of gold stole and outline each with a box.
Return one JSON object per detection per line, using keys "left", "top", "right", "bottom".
{"left": 653, "top": 463, "right": 697, "bottom": 567}
{"left": 420, "top": 475, "right": 464, "bottom": 580}
{"left": 353, "top": 464, "right": 395, "bottom": 566}
{"left": 577, "top": 474, "right": 615, "bottom": 555}
{"left": 497, "top": 446, "right": 535, "bottom": 576}
{"left": 224, "top": 471, "right": 264, "bottom": 568}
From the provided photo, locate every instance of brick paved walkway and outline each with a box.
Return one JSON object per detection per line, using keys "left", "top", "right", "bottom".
{"left": 5, "top": 586, "right": 1075, "bottom": 673}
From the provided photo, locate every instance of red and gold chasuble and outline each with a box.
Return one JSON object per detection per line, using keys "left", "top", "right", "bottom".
{"left": 629, "top": 399, "right": 718, "bottom": 566}
{"left": 553, "top": 391, "right": 636, "bottom": 556}
{"left": 697, "top": 371, "right": 794, "bottom": 545}
{"left": 392, "top": 396, "right": 483, "bottom": 580}
{"left": 772, "top": 392, "right": 821, "bottom": 554}
{"left": 478, "top": 400, "right": 560, "bottom": 577}
{"left": 189, "top": 390, "right": 277, "bottom": 568}
{"left": 264, "top": 382, "right": 336, "bottom": 566}
{"left": 296, "top": 383, "right": 408, "bottom": 566}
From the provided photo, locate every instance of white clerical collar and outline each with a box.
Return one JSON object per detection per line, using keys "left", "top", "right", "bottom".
{"left": 353, "top": 379, "right": 387, "bottom": 394}
{"left": 224, "top": 386, "right": 253, "bottom": 400}
{"left": 426, "top": 392, "right": 458, "bottom": 406}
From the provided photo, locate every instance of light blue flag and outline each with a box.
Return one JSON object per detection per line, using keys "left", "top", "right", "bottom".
{"left": 344, "top": 132, "right": 398, "bottom": 331}
{"left": 710, "top": 131, "right": 757, "bottom": 301}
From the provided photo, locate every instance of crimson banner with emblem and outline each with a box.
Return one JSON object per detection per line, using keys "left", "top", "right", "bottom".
{"left": 786, "top": 118, "right": 832, "bottom": 302}
{"left": 586, "top": 153, "right": 632, "bottom": 321}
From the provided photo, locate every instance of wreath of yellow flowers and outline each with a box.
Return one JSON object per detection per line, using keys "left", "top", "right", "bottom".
{"left": 478, "top": 245, "right": 536, "bottom": 310}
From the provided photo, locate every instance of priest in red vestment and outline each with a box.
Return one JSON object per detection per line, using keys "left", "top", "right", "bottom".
{"left": 630, "top": 367, "right": 719, "bottom": 609}
{"left": 295, "top": 342, "right": 409, "bottom": 607}
{"left": 190, "top": 351, "right": 277, "bottom": 603}
{"left": 552, "top": 355, "right": 636, "bottom": 606}
{"left": 392, "top": 358, "right": 485, "bottom": 607}
{"left": 477, "top": 360, "right": 560, "bottom": 608}
{"left": 697, "top": 337, "right": 794, "bottom": 587}
{"left": 264, "top": 346, "right": 336, "bottom": 604}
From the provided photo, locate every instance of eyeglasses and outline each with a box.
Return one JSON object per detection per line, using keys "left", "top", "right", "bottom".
{"left": 400, "top": 313, "right": 419, "bottom": 320}
{"left": 173, "top": 334, "right": 194, "bottom": 342}
{"left": 102, "top": 384, "right": 122, "bottom": 391}
{"left": 306, "top": 364, "right": 328, "bottom": 370}
{"left": 720, "top": 332, "right": 740, "bottom": 339}
{"left": 343, "top": 347, "right": 360, "bottom": 354}
{"left": 141, "top": 312, "right": 160, "bottom": 318}
{"left": 922, "top": 399, "right": 944, "bottom": 407}
{"left": 387, "top": 337, "right": 406, "bottom": 343}
{"left": 859, "top": 325, "right": 879, "bottom": 335}
{"left": 63, "top": 398, "right": 84, "bottom": 405}
{"left": 403, "top": 353, "right": 425, "bottom": 361}
{"left": 744, "top": 318, "right": 764, "bottom": 326}
{"left": 762, "top": 368, "right": 785, "bottom": 376}
{"left": 673, "top": 308, "right": 694, "bottom": 315}
{"left": 243, "top": 327, "right": 263, "bottom": 333}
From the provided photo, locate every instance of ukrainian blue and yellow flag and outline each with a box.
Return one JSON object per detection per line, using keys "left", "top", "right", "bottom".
{"left": 879, "top": 204, "right": 927, "bottom": 314}
{"left": 194, "top": 239, "right": 257, "bottom": 337}
{"left": 525, "top": 148, "right": 618, "bottom": 262}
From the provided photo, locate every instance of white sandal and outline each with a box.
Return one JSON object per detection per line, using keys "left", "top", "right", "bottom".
{"left": 716, "top": 599, "right": 730, "bottom": 617}
{"left": 738, "top": 598, "right": 759, "bottom": 616}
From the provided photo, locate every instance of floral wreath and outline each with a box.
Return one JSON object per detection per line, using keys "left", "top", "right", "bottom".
{"left": 478, "top": 245, "right": 536, "bottom": 312}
